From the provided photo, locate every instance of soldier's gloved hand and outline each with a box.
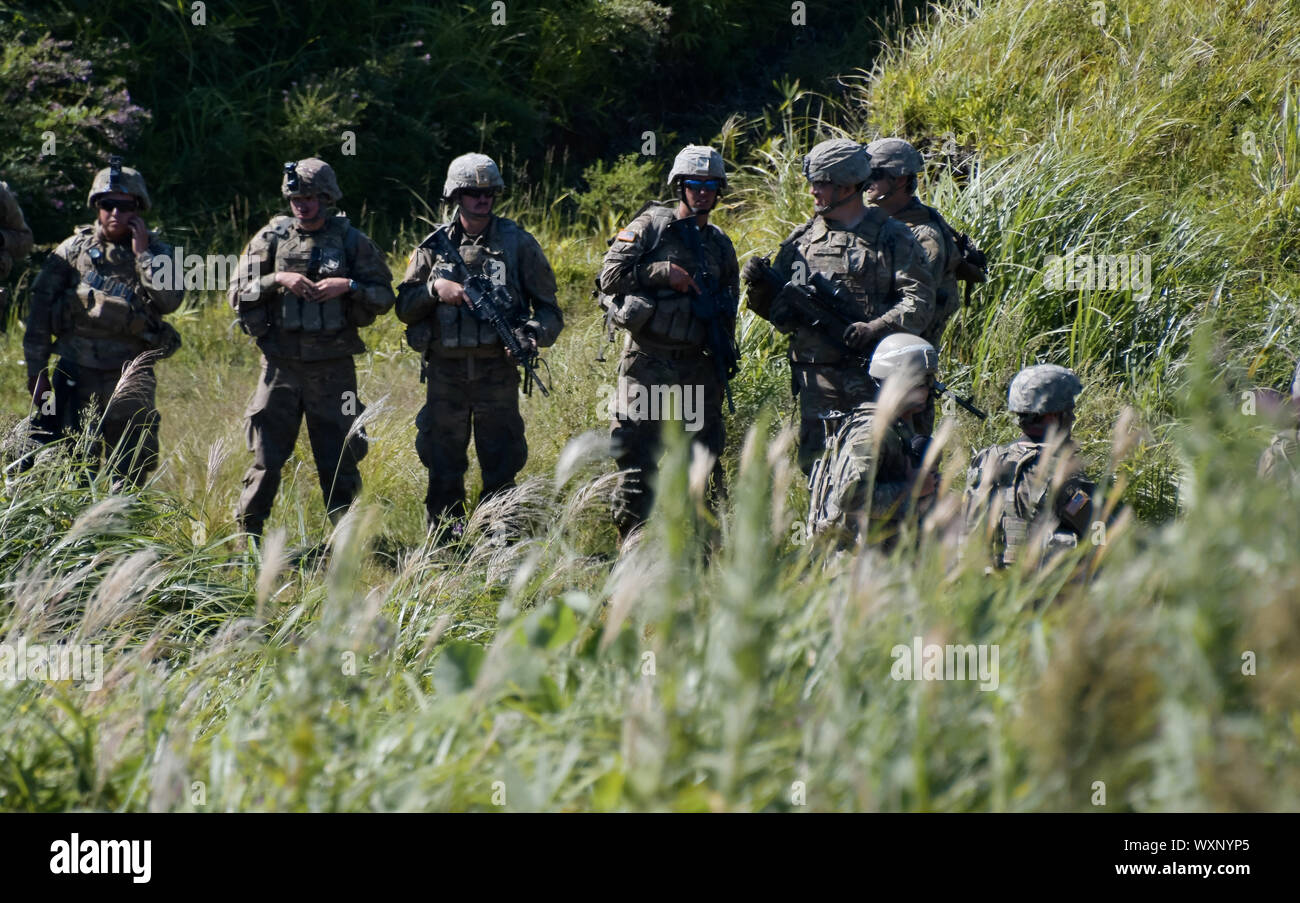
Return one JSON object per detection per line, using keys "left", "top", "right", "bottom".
{"left": 843, "top": 319, "right": 887, "bottom": 351}
{"left": 741, "top": 256, "right": 770, "bottom": 285}
{"left": 509, "top": 326, "right": 538, "bottom": 361}
{"left": 667, "top": 263, "right": 699, "bottom": 294}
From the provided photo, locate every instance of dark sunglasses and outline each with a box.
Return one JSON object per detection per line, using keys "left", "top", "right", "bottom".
{"left": 682, "top": 179, "right": 721, "bottom": 192}
{"left": 460, "top": 188, "right": 497, "bottom": 200}
{"left": 97, "top": 198, "right": 138, "bottom": 213}
{"left": 869, "top": 168, "right": 896, "bottom": 182}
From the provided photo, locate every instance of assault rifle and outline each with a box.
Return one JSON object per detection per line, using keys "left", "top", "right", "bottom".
{"left": 670, "top": 217, "right": 740, "bottom": 412}
{"left": 432, "top": 229, "right": 550, "bottom": 397}
{"left": 752, "top": 259, "right": 986, "bottom": 419}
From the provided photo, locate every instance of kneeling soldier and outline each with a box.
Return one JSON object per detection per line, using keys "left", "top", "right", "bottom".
{"left": 963, "top": 364, "right": 1095, "bottom": 568}
{"left": 808, "top": 333, "right": 939, "bottom": 549}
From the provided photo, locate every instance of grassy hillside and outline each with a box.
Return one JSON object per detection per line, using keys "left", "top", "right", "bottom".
{"left": 2, "top": 0, "right": 1299, "bottom": 811}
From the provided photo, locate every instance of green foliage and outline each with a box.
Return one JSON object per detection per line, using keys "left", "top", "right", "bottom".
{"left": 3, "top": 0, "right": 1299, "bottom": 811}
{"left": 572, "top": 153, "right": 663, "bottom": 231}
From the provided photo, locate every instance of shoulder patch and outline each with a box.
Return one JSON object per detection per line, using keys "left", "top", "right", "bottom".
{"left": 616, "top": 229, "right": 638, "bottom": 242}
{"left": 1064, "top": 489, "right": 1089, "bottom": 516}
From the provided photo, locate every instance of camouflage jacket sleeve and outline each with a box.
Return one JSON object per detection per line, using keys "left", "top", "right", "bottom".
{"left": 518, "top": 231, "right": 563, "bottom": 347}
{"left": 718, "top": 229, "right": 741, "bottom": 323}
{"left": 0, "top": 184, "right": 34, "bottom": 275}
{"left": 596, "top": 208, "right": 664, "bottom": 296}
{"left": 24, "top": 238, "right": 78, "bottom": 381}
{"left": 347, "top": 230, "right": 395, "bottom": 318}
{"left": 1053, "top": 472, "right": 1095, "bottom": 536}
{"left": 395, "top": 245, "right": 436, "bottom": 325}
{"left": 229, "top": 226, "right": 279, "bottom": 312}
{"left": 875, "top": 220, "right": 936, "bottom": 334}
{"left": 136, "top": 238, "right": 185, "bottom": 315}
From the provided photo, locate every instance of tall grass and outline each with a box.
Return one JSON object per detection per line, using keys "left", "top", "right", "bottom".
{"left": 3, "top": 0, "right": 1300, "bottom": 810}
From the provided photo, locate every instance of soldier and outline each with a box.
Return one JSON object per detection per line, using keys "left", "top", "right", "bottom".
{"left": 1, "top": 178, "right": 34, "bottom": 330}
{"left": 396, "top": 153, "right": 563, "bottom": 532}
{"left": 807, "top": 333, "right": 939, "bottom": 549}
{"left": 229, "top": 158, "right": 395, "bottom": 539}
{"left": 742, "top": 138, "right": 935, "bottom": 474}
{"left": 864, "top": 137, "right": 962, "bottom": 437}
{"left": 1258, "top": 359, "right": 1300, "bottom": 482}
{"left": 23, "top": 159, "right": 183, "bottom": 484}
{"left": 596, "top": 145, "right": 739, "bottom": 541}
{"left": 963, "top": 364, "right": 1096, "bottom": 569}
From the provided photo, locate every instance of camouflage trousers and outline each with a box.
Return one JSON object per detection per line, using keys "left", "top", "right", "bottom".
{"left": 610, "top": 343, "right": 725, "bottom": 536}
{"left": 792, "top": 360, "right": 877, "bottom": 475}
{"left": 416, "top": 352, "right": 526, "bottom": 524}
{"left": 46, "top": 357, "right": 161, "bottom": 485}
{"left": 238, "top": 355, "right": 368, "bottom": 536}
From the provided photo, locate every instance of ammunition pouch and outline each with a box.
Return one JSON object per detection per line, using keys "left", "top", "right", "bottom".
{"left": 405, "top": 318, "right": 433, "bottom": 353}
{"left": 643, "top": 292, "right": 707, "bottom": 346}
{"left": 610, "top": 294, "right": 655, "bottom": 334}
{"left": 239, "top": 304, "right": 271, "bottom": 338}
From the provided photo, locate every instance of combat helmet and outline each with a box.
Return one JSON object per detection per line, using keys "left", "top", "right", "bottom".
{"left": 864, "top": 137, "right": 924, "bottom": 177}
{"left": 666, "top": 145, "right": 727, "bottom": 190}
{"left": 443, "top": 153, "right": 504, "bottom": 200}
{"left": 802, "top": 139, "right": 872, "bottom": 187}
{"left": 1007, "top": 364, "right": 1083, "bottom": 415}
{"left": 282, "top": 158, "right": 342, "bottom": 203}
{"left": 88, "top": 156, "right": 151, "bottom": 211}
{"left": 869, "top": 333, "right": 938, "bottom": 381}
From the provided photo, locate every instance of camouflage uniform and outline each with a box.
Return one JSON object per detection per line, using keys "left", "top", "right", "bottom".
{"left": 745, "top": 139, "right": 934, "bottom": 473}
{"left": 866, "top": 139, "right": 962, "bottom": 437}
{"left": 808, "top": 402, "right": 919, "bottom": 548}
{"left": 1258, "top": 360, "right": 1300, "bottom": 483}
{"left": 1259, "top": 428, "right": 1300, "bottom": 482}
{"left": 24, "top": 164, "right": 182, "bottom": 483}
{"left": 396, "top": 154, "right": 562, "bottom": 524}
{"left": 963, "top": 365, "right": 1095, "bottom": 568}
{"left": 598, "top": 178, "right": 739, "bottom": 534}
{"left": 1, "top": 180, "right": 34, "bottom": 327}
{"left": 229, "top": 158, "right": 395, "bottom": 536}
{"left": 963, "top": 439, "right": 1095, "bottom": 567}
{"left": 807, "top": 334, "right": 937, "bottom": 548}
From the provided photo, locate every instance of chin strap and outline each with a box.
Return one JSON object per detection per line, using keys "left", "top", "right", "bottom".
{"left": 814, "top": 183, "right": 863, "bottom": 217}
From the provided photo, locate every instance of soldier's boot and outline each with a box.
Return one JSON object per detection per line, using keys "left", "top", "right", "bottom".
{"left": 426, "top": 480, "right": 467, "bottom": 543}
{"left": 612, "top": 465, "right": 654, "bottom": 544}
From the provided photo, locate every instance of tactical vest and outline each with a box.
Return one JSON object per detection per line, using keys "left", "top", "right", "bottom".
{"left": 893, "top": 199, "right": 960, "bottom": 340}
{"left": 783, "top": 211, "right": 897, "bottom": 364}
{"left": 268, "top": 216, "right": 358, "bottom": 334}
{"left": 633, "top": 204, "right": 731, "bottom": 348}
{"left": 56, "top": 226, "right": 167, "bottom": 368}
{"left": 808, "top": 402, "right": 913, "bottom": 536}
{"left": 969, "top": 441, "right": 1077, "bottom": 566}
{"left": 429, "top": 218, "right": 526, "bottom": 350}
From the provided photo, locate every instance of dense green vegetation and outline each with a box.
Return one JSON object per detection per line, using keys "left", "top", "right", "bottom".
{"left": 1, "top": 0, "right": 1299, "bottom": 811}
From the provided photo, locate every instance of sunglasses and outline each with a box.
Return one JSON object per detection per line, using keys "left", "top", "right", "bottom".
{"left": 682, "top": 179, "right": 721, "bottom": 192}
{"left": 97, "top": 198, "right": 138, "bottom": 213}
{"left": 869, "top": 168, "right": 897, "bottom": 182}
{"left": 460, "top": 188, "right": 497, "bottom": 200}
